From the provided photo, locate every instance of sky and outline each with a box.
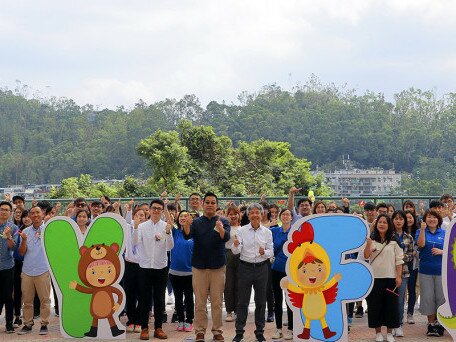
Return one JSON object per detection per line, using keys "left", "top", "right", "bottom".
{"left": 1, "top": 0, "right": 455, "bottom": 109}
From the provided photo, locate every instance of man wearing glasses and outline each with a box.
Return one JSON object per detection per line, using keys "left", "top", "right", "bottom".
{"left": 133, "top": 199, "right": 174, "bottom": 340}
{"left": 189, "top": 193, "right": 203, "bottom": 214}
{"left": 183, "top": 192, "right": 231, "bottom": 342}
{"left": 0, "top": 201, "right": 19, "bottom": 333}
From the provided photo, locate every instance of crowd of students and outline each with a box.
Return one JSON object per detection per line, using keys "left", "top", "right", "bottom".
{"left": 0, "top": 191, "right": 454, "bottom": 342}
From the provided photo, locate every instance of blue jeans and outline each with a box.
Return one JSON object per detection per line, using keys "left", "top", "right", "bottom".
{"left": 398, "top": 277, "right": 408, "bottom": 325}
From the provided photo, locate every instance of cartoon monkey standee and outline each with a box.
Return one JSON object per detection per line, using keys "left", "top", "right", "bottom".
{"left": 70, "top": 243, "right": 125, "bottom": 337}
{"left": 281, "top": 222, "right": 341, "bottom": 340}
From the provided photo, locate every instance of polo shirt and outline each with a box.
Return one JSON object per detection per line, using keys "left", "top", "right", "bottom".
{"left": 415, "top": 227, "right": 445, "bottom": 276}
{"left": 185, "top": 215, "right": 230, "bottom": 269}
{"left": 22, "top": 223, "right": 49, "bottom": 276}
{"left": 270, "top": 226, "right": 290, "bottom": 273}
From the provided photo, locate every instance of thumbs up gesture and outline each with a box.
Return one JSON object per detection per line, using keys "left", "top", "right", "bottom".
{"left": 233, "top": 234, "right": 240, "bottom": 247}
{"left": 214, "top": 217, "right": 223, "bottom": 233}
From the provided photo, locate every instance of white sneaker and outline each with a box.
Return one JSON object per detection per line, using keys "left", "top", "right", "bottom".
{"left": 167, "top": 294, "right": 174, "bottom": 305}
{"left": 395, "top": 326, "right": 404, "bottom": 337}
{"left": 386, "top": 333, "right": 395, "bottom": 342}
{"left": 376, "top": 332, "right": 384, "bottom": 342}
{"left": 392, "top": 329, "right": 396, "bottom": 336}
{"left": 272, "top": 329, "right": 283, "bottom": 340}
{"left": 284, "top": 329, "right": 293, "bottom": 340}
{"left": 407, "top": 314, "right": 415, "bottom": 324}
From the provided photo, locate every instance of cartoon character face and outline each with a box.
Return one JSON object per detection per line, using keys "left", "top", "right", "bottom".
{"left": 85, "top": 261, "right": 117, "bottom": 288}
{"left": 90, "top": 245, "right": 108, "bottom": 260}
{"left": 297, "top": 260, "right": 328, "bottom": 288}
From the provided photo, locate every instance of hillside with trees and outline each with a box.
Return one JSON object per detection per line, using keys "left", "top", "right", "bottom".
{"left": 1, "top": 77, "right": 456, "bottom": 195}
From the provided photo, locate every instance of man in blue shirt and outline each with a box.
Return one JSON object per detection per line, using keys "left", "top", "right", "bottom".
{"left": 183, "top": 192, "right": 230, "bottom": 342}
{"left": 17, "top": 206, "right": 50, "bottom": 336}
{"left": 0, "top": 201, "right": 19, "bottom": 333}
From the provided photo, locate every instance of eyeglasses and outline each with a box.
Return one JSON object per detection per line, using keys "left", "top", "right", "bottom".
{"left": 150, "top": 207, "right": 163, "bottom": 211}
{"left": 75, "top": 203, "right": 87, "bottom": 208}
{"left": 0, "top": 208, "right": 11, "bottom": 212}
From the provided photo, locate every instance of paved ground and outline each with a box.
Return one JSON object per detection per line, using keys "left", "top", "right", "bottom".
{"left": 0, "top": 297, "right": 452, "bottom": 341}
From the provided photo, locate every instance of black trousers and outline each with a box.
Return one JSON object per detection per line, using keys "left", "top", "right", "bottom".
{"left": 0, "top": 267, "right": 14, "bottom": 324}
{"left": 266, "top": 261, "right": 274, "bottom": 315}
{"left": 366, "top": 278, "right": 400, "bottom": 329}
{"left": 236, "top": 262, "right": 268, "bottom": 335}
{"left": 271, "top": 269, "right": 293, "bottom": 330}
{"left": 169, "top": 274, "right": 194, "bottom": 323}
{"left": 124, "top": 261, "right": 141, "bottom": 325}
{"left": 224, "top": 249, "right": 239, "bottom": 313}
{"left": 139, "top": 267, "right": 168, "bottom": 329}
{"left": 13, "top": 260, "right": 22, "bottom": 317}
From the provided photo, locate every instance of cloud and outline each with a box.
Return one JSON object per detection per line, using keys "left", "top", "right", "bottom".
{"left": 0, "top": 0, "right": 455, "bottom": 108}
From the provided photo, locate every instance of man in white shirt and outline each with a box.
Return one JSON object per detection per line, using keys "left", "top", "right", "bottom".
{"left": 440, "top": 194, "right": 456, "bottom": 230}
{"left": 231, "top": 203, "right": 273, "bottom": 342}
{"left": 133, "top": 199, "right": 174, "bottom": 340}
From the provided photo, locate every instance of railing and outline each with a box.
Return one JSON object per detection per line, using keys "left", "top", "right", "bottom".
{"left": 23, "top": 195, "right": 439, "bottom": 211}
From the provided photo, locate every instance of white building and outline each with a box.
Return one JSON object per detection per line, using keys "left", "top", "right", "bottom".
{"left": 323, "top": 169, "right": 402, "bottom": 196}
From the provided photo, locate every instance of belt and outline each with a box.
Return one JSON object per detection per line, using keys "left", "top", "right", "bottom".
{"left": 240, "top": 260, "right": 268, "bottom": 267}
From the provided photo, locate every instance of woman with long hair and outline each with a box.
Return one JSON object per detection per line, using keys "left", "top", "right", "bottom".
{"left": 271, "top": 209, "right": 294, "bottom": 340}
{"left": 364, "top": 214, "right": 403, "bottom": 342}
{"left": 169, "top": 210, "right": 196, "bottom": 332}
{"left": 224, "top": 205, "right": 241, "bottom": 322}
{"left": 405, "top": 210, "right": 419, "bottom": 324}
{"left": 391, "top": 210, "right": 413, "bottom": 337}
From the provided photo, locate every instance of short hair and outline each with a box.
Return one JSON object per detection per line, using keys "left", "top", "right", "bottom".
{"left": 189, "top": 192, "right": 201, "bottom": 199}
{"left": 12, "top": 195, "right": 25, "bottom": 203}
{"left": 391, "top": 210, "right": 407, "bottom": 231}
{"left": 37, "top": 201, "right": 51, "bottom": 211}
{"left": 440, "top": 194, "right": 454, "bottom": 202}
{"left": 279, "top": 208, "right": 293, "bottom": 218}
{"left": 402, "top": 200, "right": 416, "bottom": 210}
{"left": 297, "top": 198, "right": 312, "bottom": 207}
{"left": 423, "top": 208, "right": 443, "bottom": 228}
{"left": 150, "top": 199, "right": 165, "bottom": 208}
{"left": 203, "top": 192, "right": 218, "bottom": 203}
{"left": 364, "top": 202, "right": 376, "bottom": 211}
{"left": 74, "top": 197, "right": 86, "bottom": 205}
{"left": 167, "top": 203, "right": 177, "bottom": 211}
{"left": 429, "top": 200, "right": 443, "bottom": 209}
{"left": 260, "top": 201, "right": 270, "bottom": 210}
{"left": 376, "top": 202, "right": 388, "bottom": 211}
{"left": 312, "top": 200, "right": 327, "bottom": 214}
{"left": 133, "top": 207, "right": 145, "bottom": 217}
{"left": 269, "top": 203, "right": 279, "bottom": 211}
{"left": 246, "top": 203, "right": 264, "bottom": 216}
{"left": 91, "top": 200, "right": 104, "bottom": 208}
{"left": 0, "top": 201, "right": 13, "bottom": 211}
{"left": 45, "top": 206, "right": 54, "bottom": 215}
{"left": 76, "top": 209, "right": 91, "bottom": 220}
{"left": 226, "top": 205, "right": 240, "bottom": 216}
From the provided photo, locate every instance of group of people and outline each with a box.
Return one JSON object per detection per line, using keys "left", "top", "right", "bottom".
{"left": 0, "top": 190, "right": 454, "bottom": 342}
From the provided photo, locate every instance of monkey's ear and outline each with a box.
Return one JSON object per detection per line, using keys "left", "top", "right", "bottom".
{"left": 80, "top": 246, "right": 89, "bottom": 255}
{"left": 110, "top": 243, "right": 119, "bottom": 253}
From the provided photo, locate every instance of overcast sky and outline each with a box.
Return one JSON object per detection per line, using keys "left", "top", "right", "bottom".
{"left": 1, "top": 0, "right": 455, "bottom": 109}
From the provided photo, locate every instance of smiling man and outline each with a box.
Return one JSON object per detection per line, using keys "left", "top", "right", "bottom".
{"left": 18, "top": 206, "right": 50, "bottom": 336}
{"left": 231, "top": 203, "right": 273, "bottom": 342}
{"left": 183, "top": 192, "right": 230, "bottom": 342}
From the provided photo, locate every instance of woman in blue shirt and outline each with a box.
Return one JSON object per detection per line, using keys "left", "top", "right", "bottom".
{"left": 415, "top": 209, "right": 445, "bottom": 337}
{"left": 270, "top": 209, "right": 293, "bottom": 340}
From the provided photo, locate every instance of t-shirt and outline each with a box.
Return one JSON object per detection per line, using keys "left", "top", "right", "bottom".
{"left": 415, "top": 227, "right": 445, "bottom": 276}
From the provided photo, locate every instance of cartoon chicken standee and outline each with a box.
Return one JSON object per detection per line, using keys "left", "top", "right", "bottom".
{"left": 281, "top": 221, "right": 342, "bottom": 340}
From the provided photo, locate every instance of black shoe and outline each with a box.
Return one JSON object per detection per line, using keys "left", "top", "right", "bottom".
{"left": 6, "top": 323, "right": 14, "bottom": 333}
{"left": 255, "top": 334, "right": 266, "bottom": 342}
{"left": 435, "top": 323, "right": 445, "bottom": 336}
{"left": 39, "top": 325, "right": 48, "bottom": 335}
{"left": 427, "top": 323, "right": 439, "bottom": 337}
{"left": 171, "top": 311, "right": 179, "bottom": 323}
{"left": 13, "top": 317, "right": 22, "bottom": 327}
{"left": 18, "top": 325, "right": 32, "bottom": 335}
{"left": 84, "top": 326, "right": 98, "bottom": 337}
{"left": 354, "top": 306, "right": 364, "bottom": 318}
{"left": 111, "top": 325, "right": 125, "bottom": 337}
{"left": 232, "top": 333, "right": 244, "bottom": 342}
{"left": 266, "top": 313, "right": 274, "bottom": 322}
